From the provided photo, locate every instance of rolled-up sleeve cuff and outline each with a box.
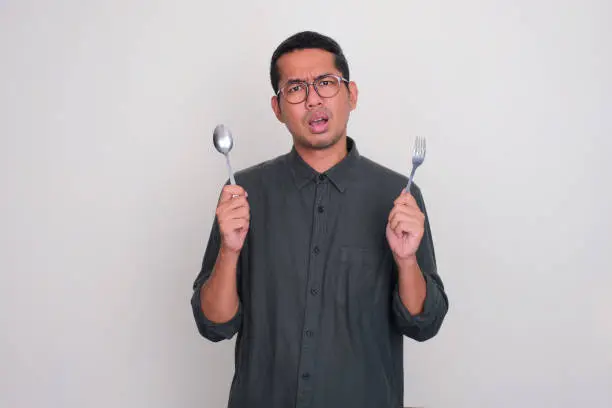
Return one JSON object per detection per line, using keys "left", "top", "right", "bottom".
{"left": 392, "top": 273, "right": 447, "bottom": 341}
{"left": 191, "top": 284, "right": 242, "bottom": 342}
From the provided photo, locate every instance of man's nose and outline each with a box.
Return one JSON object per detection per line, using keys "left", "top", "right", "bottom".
{"left": 305, "top": 84, "right": 323, "bottom": 108}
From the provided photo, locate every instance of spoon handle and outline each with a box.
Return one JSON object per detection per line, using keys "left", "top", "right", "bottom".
{"left": 225, "top": 154, "right": 236, "bottom": 185}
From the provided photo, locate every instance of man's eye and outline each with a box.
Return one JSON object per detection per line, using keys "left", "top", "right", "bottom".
{"left": 287, "top": 84, "right": 303, "bottom": 93}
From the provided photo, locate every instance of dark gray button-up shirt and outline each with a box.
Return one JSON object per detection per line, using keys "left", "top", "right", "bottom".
{"left": 191, "top": 137, "right": 448, "bottom": 408}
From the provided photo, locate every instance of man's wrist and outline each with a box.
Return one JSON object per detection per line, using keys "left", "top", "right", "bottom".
{"left": 219, "top": 244, "right": 241, "bottom": 263}
{"left": 394, "top": 254, "right": 419, "bottom": 273}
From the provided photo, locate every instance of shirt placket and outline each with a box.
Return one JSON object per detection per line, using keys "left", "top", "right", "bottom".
{"left": 295, "top": 174, "right": 328, "bottom": 408}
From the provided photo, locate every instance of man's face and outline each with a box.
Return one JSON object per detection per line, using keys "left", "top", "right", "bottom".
{"left": 271, "top": 49, "right": 358, "bottom": 151}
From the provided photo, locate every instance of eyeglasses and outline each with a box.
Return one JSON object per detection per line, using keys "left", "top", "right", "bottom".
{"left": 276, "top": 74, "right": 349, "bottom": 104}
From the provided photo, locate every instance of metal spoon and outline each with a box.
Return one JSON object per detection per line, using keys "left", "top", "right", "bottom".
{"left": 213, "top": 124, "right": 236, "bottom": 185}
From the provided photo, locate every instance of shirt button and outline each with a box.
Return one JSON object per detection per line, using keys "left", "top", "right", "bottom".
{"left": 313, "top": 246, "right": 320, "bottom": 255}
{"left": 318, "top": 174, "right": 325, "bottom": 181}
{"left": 305, "top": 329, "right": 314, "bottom": 337}
{"left": 310, "top": 288, "right": 318, "bottom": 296}
{"left": 317, "top": 205, "right": 324, "bottom": 213}
{"left": 302, "top": 372, "right": 310, "bottom": 379}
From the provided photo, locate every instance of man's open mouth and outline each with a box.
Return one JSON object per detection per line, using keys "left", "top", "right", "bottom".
{"left": 308, "top": 112, "right": 330, "bottom": 134}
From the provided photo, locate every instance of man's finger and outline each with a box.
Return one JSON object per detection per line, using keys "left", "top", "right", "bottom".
{"left": 220, "top": 185, "right": 248, "bottom": 202}
{"left": 391, "top": 217, "right": 416, "bottom": 233}
{"left": 389, "top": 208, "right": 409, "bottom": 226}
{"left": 226, "top": 207, "right": 250, "bottom": 221}
{"left": 391, "top": 221, "right": 423, "bottom": 240}
{"left": 218, "top": 201, "right": 250, "bottom": 222}
{"left": 389, "top": 213, "right": 423, "bottom": 232}
{"left": 394, "top": 192, "right": 418, "bottom": 208}
{"left": 227, "top": 219, "right": 249, "bottom": 231}
{"left": 396, "top": 219, "right": 423, "bottom": 233}
{"left": 390, "top": 205, "right": 421, "bottom": 219}
{"left": 221, "top": 196, "right": 249, "bottom": 211}
{"left": 388, "top": 206, "right": 423, "bottom": 226}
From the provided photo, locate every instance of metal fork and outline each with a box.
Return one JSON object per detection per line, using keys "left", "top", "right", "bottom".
{"left": 405, "top": 136, "right": 426, "bottom": 192}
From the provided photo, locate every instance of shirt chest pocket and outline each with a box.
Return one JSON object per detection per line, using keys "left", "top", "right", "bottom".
{"left": 330, "top": 246, "right": 388, "bottom": 308}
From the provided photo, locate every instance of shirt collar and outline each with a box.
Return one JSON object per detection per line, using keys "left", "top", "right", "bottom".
{"left": 288, "top": 137, "right": 360, "bottom": 193}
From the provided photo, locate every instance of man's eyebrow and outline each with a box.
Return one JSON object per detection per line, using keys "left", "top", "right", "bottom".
{"left": 285, "top": 78, "right": 306, "bottom": 84}
{"left": 284, "top": 73, "right": 334, "bottom": 84}
{"left": 314, "top": 72, "right": 333, "bottom": 80}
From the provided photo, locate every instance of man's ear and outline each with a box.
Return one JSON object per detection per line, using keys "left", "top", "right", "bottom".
{"left": 348, "top": 81, "right": 359, "bottom": 111}
{"left": 271, "top": 95, "right": 284, "bottom": 123}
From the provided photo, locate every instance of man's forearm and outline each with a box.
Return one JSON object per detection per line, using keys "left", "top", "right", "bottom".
{"left": 200, "top": 247, "right": 240, "bottom": 323}
{"left": 396, "top": 255, "right": 427, "bottom": 315}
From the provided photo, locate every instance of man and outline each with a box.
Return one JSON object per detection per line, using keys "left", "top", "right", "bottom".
{"left": 191, "top": 31, "right": 448, "bottom": 408}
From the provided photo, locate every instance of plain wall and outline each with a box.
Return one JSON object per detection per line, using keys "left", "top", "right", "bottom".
{"left": 1, "top": 1, "right": 610, "bottom": 407}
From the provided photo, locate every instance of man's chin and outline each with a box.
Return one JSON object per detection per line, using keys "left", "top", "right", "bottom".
{"left": 300, "top": 132, "right": 341, "bottom": 150}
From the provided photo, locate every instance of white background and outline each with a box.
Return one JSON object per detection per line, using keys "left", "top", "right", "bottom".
{"left": 1, "top": 1, "right": 611, "bottom": 407}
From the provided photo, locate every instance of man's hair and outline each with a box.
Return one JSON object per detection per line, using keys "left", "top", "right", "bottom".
{"left": 270, "top": 31, "right": 350, "bottom": 95}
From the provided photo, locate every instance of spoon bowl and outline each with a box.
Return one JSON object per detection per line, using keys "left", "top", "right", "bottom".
{"left": 213, "top": 124, "right": 234, "bottom": 155}
{"left": 213, "top": 124, "right": 236, "bottom": 185}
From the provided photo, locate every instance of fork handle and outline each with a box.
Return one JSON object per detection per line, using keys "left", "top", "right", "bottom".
{"left": 405, "top": 167, "right": 417, "bottom": 193}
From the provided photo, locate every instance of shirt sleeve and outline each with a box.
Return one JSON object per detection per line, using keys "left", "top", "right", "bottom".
{"left": 391, "top": 184, "right": 449, "bottom": 342}
{"left": 190, "top": 214, "right": 243, "bottom": 342}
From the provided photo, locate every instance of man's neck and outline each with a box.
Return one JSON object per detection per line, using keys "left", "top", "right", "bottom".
{"left": 295, "top": 137, "right": 348, "bottom": 174}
